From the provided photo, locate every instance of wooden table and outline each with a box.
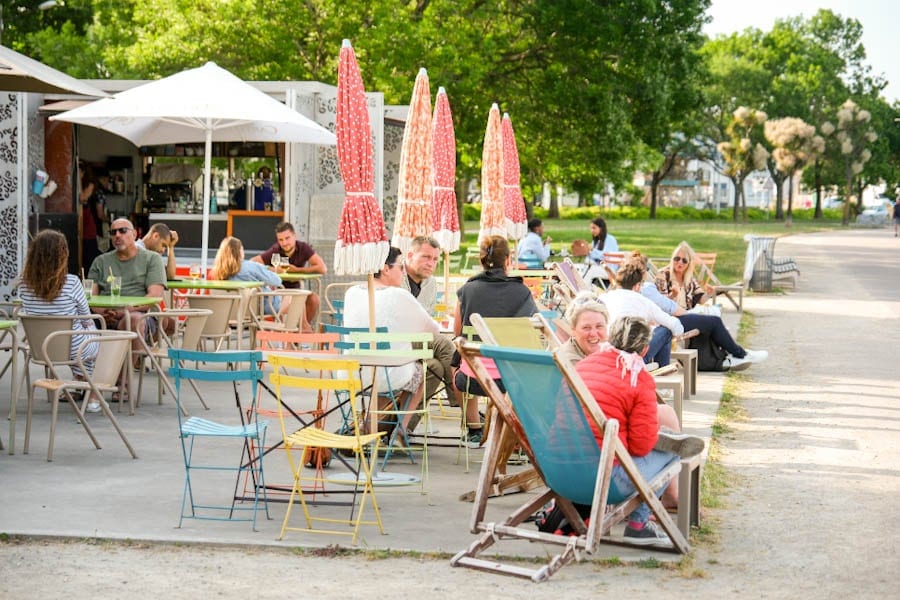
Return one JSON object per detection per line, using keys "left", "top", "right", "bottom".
{"left": 277, "top": 273, "right": 324, "bottom": 329}
{"left": 1, "top": 319, "right": 19, "bottom": 454}
{"left": 88, "top": 295, "right": 162, "bottom": 414}
{"left": 168, "top": 279, "right": 264, "bottom": 348}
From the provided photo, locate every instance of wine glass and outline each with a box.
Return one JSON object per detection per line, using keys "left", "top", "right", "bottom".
{"left": 189, "top": 263, "right": 201, "bottom": 280}
{"left": 271, "top": 254, "right": 282, "bottom": 270}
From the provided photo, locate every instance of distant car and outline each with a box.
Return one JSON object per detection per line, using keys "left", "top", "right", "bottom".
{"left": 823, "top": 197, "right": 844, "bottom": 210}
{"left": 856, "top": 202, "right": 890, "bottom": 226}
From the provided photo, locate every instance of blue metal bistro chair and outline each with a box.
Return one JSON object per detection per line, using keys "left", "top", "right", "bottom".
{"left": 168, "top": 348, "right": 269, "bottom": 530}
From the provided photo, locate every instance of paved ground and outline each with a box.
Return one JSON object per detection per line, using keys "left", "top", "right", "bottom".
{"left": 1, "top": 227, "right": 898, "bottom": 598}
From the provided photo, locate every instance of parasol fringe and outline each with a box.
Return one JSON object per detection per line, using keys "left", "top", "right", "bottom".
{"left": 504, "top": 218, "right": 527, "bottom": 241}
{"left": 334, "top": 240, "right": 390, "bottom": 276}
{"left": 433, "top": 229, "right": 460, "bottom": 253}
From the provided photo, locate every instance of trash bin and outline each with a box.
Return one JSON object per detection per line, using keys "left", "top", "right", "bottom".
{"left": 748, "top": 237, "right": 776, "bottom": 292}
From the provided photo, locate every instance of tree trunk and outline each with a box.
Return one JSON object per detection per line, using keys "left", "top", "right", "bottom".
{"left": 785, "top": 174, "right": 793, "bottom": 227}
{"left": 649, "top": 171, "right": 661, "bottom": 219}
{"left": 548, "top": 184, "right": 560, "bottom": 219}
{"left": 842, "top": 163, "right": 852, "bottom": 226}
{"left": 732, "top": 176, "right": 741, "bottom": 222}
{"left": 455, "top": 177, "right": 468, "bottom": 236}
{"left": 813, "top": 161, "right": 823, "bottom": 219}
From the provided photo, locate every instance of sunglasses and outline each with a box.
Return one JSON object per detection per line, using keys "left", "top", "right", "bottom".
{"left": 673, "top": 256, "right": 690, "bottom": 264}
{"left": 110, "top": 227, "right": 132, "bottom": 236}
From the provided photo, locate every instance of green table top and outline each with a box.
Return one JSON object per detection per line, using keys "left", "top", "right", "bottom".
{"left": 0, "top": 319, "right": 17, "bottom": 329}
{"left": 278, "top": 272, "right": 323, "bottom": 281}
{"left": 88, "top": 295, "right": 162, "bottom": 308}
{"left": 167, "top": 279, "right": 264, "bottom": 290}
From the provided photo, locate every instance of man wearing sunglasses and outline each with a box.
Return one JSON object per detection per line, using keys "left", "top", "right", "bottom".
{"left": 87, "top": 218, "right": 167, "bottom": 342}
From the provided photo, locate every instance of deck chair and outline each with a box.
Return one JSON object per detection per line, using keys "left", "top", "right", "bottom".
{"left": 694, "top": 251, "right": 744, "bottom": 312}
{"left": 269, "top": 354, "right": 386, "bottom": 544}
{"left": 451, "top": 341, "right": 690, "bottom": 582}
{"left": 25, "top": 329, "right": 138, "bottom": 461}
{"left": 168, "top": 348, "right": 269, "bottom": 530}
{"left": 348, "top": 331, "right": 432, "bottom": 476}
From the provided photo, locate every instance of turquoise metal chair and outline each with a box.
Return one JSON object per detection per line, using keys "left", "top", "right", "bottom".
{"left": 450, "top": 342, "right": 690, "bottom": 582}
{"left": 168, "top": 348, "right": 269, "bottom": 530}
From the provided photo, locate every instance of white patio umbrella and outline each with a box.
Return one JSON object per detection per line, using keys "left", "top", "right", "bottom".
{"left": 50, "top": 61, "right": 336, "bottom": 273}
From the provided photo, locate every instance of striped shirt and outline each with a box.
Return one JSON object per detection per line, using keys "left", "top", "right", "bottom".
{"left": 18, "top": 274, "right": 99, "bottom": 372}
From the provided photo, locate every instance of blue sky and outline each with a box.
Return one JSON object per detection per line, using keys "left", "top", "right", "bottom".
{"left": 705, "top": 0, "right": 898, "bottom": 104}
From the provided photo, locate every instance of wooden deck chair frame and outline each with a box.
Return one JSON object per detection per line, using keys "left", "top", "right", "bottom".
{"left": 167, "top": 348, "right": 269, "bottom": 531}
{"left": 693, "top": 251, "right": 744, "bottom": 312}
{"left": 451, "top": 340, "right": 690, "bottom": 582}
{"left": 269, "top": 354, "right": 386, "bottom": 544}
{"left": 25, "top": 329, "right": 138, "bottom": 461}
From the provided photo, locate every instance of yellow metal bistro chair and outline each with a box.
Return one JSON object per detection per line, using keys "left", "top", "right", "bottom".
{"left": 269, "top": 354, "right": 386, "bottom": 544}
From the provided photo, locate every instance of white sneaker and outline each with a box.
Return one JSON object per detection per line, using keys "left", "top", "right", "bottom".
{"left": 85, "top": 402, "right": 101, "bottom": 413}
{"left": 722, "top": 356, "right": 751, "bottom": 371}
{"left": 743, "top": 349, "right": 769, "bottom": 363}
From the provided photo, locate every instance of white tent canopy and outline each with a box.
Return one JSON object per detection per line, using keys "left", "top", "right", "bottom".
{"left": 51, "top": 61, "right": 337, "bottom": 272}
{"left": 0, "top": 44, "right": 108, "bottom": 96}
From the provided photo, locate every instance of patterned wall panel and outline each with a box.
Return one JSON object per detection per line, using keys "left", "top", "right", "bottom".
{"left": 0, "top": 95, "right": 21, "bottom": 302}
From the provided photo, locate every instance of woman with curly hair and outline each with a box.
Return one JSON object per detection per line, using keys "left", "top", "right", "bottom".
{"left": 211, "top": 236, "right": 283, "bottom": 314}
{"left": 18, "top": 229, "right": 101, "bottom": 412}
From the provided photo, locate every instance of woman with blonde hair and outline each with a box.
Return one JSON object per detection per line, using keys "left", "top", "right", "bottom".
{"left": 655, "top": 241, "right": 712, "bottom": 311}
{"left": 211, "top": 236, "right": 282, "bottom": 314}
{"left": 19, "top": 229, "right": 101, "bottom": 412}
{"left": 558, "top": 291, "right": 609, "bottom": 365}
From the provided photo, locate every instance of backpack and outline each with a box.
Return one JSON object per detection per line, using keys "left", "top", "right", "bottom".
{"left": 688, "top": 330, "right": 728, "bottom": 372}
{"left": 534, "top": 500, "right": 593, "bottom": 536}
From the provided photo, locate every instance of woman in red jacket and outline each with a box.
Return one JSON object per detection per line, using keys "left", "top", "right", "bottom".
{"left": 575, "top": 316, "right": 678, "bottom": 546}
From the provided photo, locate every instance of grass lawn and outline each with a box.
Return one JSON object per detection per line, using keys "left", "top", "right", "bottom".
{"left": 456, "top": 219, "right": 844, "bottom": 282}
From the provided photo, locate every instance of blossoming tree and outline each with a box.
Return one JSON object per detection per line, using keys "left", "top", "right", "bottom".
{"left": 764, "top": 117, "right": 825, "bottom": 224}
{"left": 717, "top": 106, "right": 769, "bottom": 221}
{"left": 820, "top": 99, "right": 878, "bottom": 226}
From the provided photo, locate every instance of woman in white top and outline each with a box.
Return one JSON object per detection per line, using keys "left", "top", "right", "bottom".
{"left": 601, "top": 252, "right": 683, "bottom": 367}
{"left": 343, "top": 247, "right": 440, "bottom": 432}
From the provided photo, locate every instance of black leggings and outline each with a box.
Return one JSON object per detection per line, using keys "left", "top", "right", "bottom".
{"left": 454, "top": 371, "right": 505, "bottom": 397}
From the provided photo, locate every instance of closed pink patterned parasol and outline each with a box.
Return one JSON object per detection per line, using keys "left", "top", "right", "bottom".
{"left": 334, "top": 39, "right": 389, "bottom": 275}
{"left": 391, "top": 68, "right": 433, "bottom": 253}
{"left": 502, "top": 113, "right": 527, "bottom": 241}
{"left": 478, "top": 103, "right": 505, "bottom": 242}
{"left": 431, "top": 86, "right": 459, "bottom": 253}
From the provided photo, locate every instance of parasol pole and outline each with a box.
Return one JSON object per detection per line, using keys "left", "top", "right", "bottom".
{"left": 443, "top": 250, "right": 450, "bottom": 304}
{"left": 200, "top": 123, "right": 212, "bottom": 278}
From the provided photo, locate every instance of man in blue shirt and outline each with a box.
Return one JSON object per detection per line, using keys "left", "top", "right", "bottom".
{"left": 516, "top": 218, "right": 552, "bottom": 263}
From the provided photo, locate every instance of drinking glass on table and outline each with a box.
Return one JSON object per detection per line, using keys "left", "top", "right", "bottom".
{"left": 271, "top": 254, "right": 282, "bottom": 270}
{"left": 189, "top": 263, "right": 202, "bottom": 280}
{"left": 110, "top": 276, "right": 122, "bottom": 297}
{"left": 82, "top": 279, "right": 93, "bottom": 300}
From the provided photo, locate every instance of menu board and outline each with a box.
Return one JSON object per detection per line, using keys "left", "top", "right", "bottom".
{"left": 227, "top": 210, "right": 285, "bottom": 252}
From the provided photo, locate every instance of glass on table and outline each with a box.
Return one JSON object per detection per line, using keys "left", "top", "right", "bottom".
{"left": 82, "top": 279, "right": 93, "bottom": 300}
{"left": 271, "top": 254, "right": 282, "bottom": 269}
{"left": 109, "top": 276, "right": 122, "bottom": 297}
{"left": 189, "top": 263, "right": 202, "bottom": 280}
